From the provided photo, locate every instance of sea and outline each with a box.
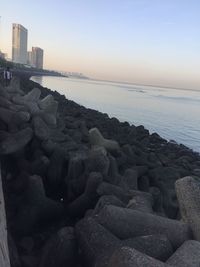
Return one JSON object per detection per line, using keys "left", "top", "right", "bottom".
{"left": 31, "top": 76, "right": 200, "bottom": 153}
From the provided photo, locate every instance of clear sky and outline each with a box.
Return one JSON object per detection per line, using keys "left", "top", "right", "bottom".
{"left": 0, "top": 0, "right": 200, "bottom": 89}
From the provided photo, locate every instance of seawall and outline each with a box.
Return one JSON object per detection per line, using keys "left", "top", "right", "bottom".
{"left": 1, "top": 74, "right": 200, "bottom": 266}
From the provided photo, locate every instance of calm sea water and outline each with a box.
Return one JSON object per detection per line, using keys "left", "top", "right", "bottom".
{"left": 31, "top": 76, "right": 200, "bottom": 153}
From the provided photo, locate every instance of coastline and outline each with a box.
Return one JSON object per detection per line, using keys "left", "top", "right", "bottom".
{"left": 31, "top": 75, "right": 200, "bottom": 153}
{"left": 1, "top": 74, "right": 200, "bottom": 266}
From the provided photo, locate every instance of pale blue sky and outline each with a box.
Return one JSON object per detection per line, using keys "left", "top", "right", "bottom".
{"left": 0, "top": 0, "right": 200, "bottom": 89}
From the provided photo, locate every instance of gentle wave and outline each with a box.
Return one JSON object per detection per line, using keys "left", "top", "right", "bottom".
{"left": 153, "top": 94, "right": 200, "bottom": 103}
{"left": 127, "top": 89, "right": 146, "bottom": 93}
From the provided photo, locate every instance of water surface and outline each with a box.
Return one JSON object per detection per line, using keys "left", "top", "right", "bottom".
{"left": 31, "top": 76, "right": 200, "bottom": 152}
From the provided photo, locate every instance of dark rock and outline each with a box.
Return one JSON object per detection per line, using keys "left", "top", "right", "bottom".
{"left": 119, "top": 168, "right": 138, "bottom": 190}
{"left": 79, "top": 120, "right": 89, "bottom": 142}
{"left": 149, "top": 187, "right": 165, "bottom": 216}
{"left": 19, "top": 236, "right": 34, "bottom": 254}
{"left": 136, "top": 125, "right": 149, "bottom": 139}
{"left": 21, "top": 255, "right": 38, "bottom": 267}
{"left": 0, "top": 96, "right": 13, "bottom": 109}
{"left": 41, "top": 139, "right": 56, "bottom": 155}
{"left": 157, "top": 153, "right": 170, "bottom": 166}
{"left": 0, "top": 119, "right": 7, "bottom": 131}
{"left": 132, "top": 165, "right": 148, "bottom": 177}
{"left": 30, "top": 156, "right": 50, "bottom": 177}
{"left": 115, "top": 151, "right": 128, "bottom": 170}
{"left": 39, "top": 227, "right": 77, "bottom": 267}
{"left": 67, "top": 155, "right": 85, "bottom": 180}
{"left": 47, "top": 147, "right": 66, "bottom": 188}
{"left": 149, "top": 167, "right": 180, "bottom": 218}
{"left": 15, "top": 175, "right": 64, "bottom": 235}
{"left": 66, "top": 174, "right": 87, "bottom": 202}
{"left": 49, "top": 128, "right": 69, "bottom": 143}
{"left": 122, "top": 144, "right": 136, "bottom": 165}
{"left": 8, "top": 234, "right": 21, "bottom": 267}
{"left": 0, "top": 83, "right": 10, "bottom": 98}
{"left": 148, "top": 152, "right": 162, "bottom": 168}
{"left": 107, "top": 154, "right": 119, "bottom": 181}
{"left": 67, "top": 172, "right": 102, "bottom": 217}
{"left": 138, "top": 175, "right": 150, "bottom": 192}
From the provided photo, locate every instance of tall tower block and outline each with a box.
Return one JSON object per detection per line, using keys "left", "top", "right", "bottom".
{"left": 12, "top": 23, "right": 28, "bottom": 64}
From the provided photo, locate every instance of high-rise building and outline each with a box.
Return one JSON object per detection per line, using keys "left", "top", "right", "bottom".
{"left": 12, "top": 24, "right": 28, "bottom": 64}
{"left": 27, "top": 51, "right": 33, "bottom": 66}
{"left": 32, "top": 47, "right": 44, "bottom": 69}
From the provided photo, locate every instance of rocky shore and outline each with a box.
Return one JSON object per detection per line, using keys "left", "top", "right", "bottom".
{"left": 1, "top": 75, "right": 200, "bottom": 267}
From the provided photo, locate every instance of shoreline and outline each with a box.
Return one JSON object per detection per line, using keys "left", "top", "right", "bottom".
{"left": 1, "top": 74, "right": 200, "bottom": 266}
{"left": 32, "top": 73, "right": 200, "bottom": 93}
{"left": 31, "top": 75, "right": 200, "bottom": 153}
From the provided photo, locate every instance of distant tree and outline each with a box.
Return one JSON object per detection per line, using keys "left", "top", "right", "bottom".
{"left": 0, "top": 57, "right": 13, "bottom": 69}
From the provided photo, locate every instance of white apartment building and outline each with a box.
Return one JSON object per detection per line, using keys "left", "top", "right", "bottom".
{"left": 12, "top": 24, "right": 28, "bottom": 64}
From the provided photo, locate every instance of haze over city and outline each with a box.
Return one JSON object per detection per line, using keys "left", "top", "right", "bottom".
{"left": 1, "top": 0, "right": 200, "bottom": 89}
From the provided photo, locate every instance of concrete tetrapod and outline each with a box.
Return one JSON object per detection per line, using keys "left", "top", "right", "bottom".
{"left": 96, "top": 205, "right": 192, "bottom": 249}
{"left": 175, "top": 176, "right": 200, "bottom": 241}
{"left": 75, "top": 217, "right": 121, "bottom": 267}
{"left": 15, "top": 175, "right": 64, "bottom": 235}
{"left": 167, "top": 240, "right": 200, "bottom": 267}
{"left": 0, "top": 127, "right": 33, "bottom": 154}
{"left": 32, "top": 116, "right": 50, "bottom": 141}
{"left": 107, "top": 247, "right": 171, "bottom": 267}
{"left": 0, "top": 107, "right": 30, "bottom": 126}
{"left": 85, "top": 146, "right": 110, "bottom": 176}
{"left": 6, "top": 77, "right": 23, "bottom": 95}
{"left": 127, "top": 190, "right": 154, "bottom": 213}
{"left": 67, "top": 172, "right": 103, "bottom": 217}
{"left": 38, "top": 94, "right": 58, "bottom": 127}
{"left": 122, "top": 235, "right": 173, "bottom": 261}
{"left": 93, "top": 195, "right": 125, "bottom": 215}
{"left": 12, "top": 88, "right": 42, "bottom": 115}
{"left": 119, "top": 168, "right": 138, "bottom": 190}
{"left": 89, "top": 127, "right": 120, "bottom": 153}
{"left": 38, "top": 94, "right": 58, "bottom": 115}
{"left": 39, "top": 227, "right": 77, "bottom": 267}
{"left": 97, "top": 182, "right": 132, "bottom": 204}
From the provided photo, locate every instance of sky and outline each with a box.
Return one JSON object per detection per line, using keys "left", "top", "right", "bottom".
{"left": 0, "top": 0, "right": 200, "bottom": 89}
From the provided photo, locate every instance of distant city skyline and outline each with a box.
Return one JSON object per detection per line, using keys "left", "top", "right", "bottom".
{"left": 0, "top": 1, "right": 200, "bottom": 89}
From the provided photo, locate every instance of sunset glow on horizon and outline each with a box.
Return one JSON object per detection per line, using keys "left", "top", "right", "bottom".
{"left": 0, "top": 0, "right": 200, "bottom": 89}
